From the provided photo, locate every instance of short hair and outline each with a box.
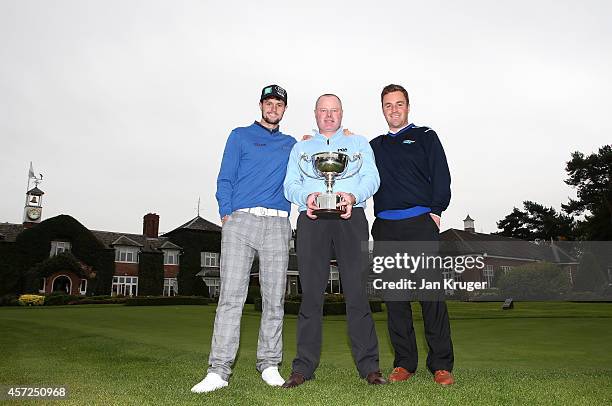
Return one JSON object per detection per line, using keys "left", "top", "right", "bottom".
{"left": 315, "top": 93, "right": 342, "bottom": 109}
{"left": 381, "top": 84, "right": 409, "bottom": 105}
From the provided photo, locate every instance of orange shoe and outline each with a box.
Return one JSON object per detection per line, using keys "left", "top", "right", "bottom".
{"left": 434, "top": 370, "right": 455, "bottom": 386}
{"left": 388, "top": 367, "right": 415, "bottom": 382}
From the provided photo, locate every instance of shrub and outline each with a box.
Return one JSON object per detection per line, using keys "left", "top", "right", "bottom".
{"left": 18, "top": 294, "right": 45, "bottom": 306}
{"left": 254, "top": 296, "right": 383, "bottom": 314}
{"left": 574, "top": 252, "right": 608, "bottom": 293}
{"left": 125, "top": 296, "right": 209, "bottom": 306}
{"left": 68, "top": 297, "right": 127, "bottom": 305}
{"left": 246, "top": 284, "right": 261, "bottom": 304}
{"left": 0, "top": 294, "right": 19, "bottom": 306}
{"left": 369, "top": 299, "right": 383, "bottom": 313}
{"left": 44, "top": 292, "right": 80, "bottom": 306}
{"left": 497, "top": 262, "right": 571, "bottom": 300}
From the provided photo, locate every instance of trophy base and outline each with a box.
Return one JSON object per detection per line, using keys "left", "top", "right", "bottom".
{"left": 312, "top": 209, "right": 345, "bottom": 219}
{"left": 314, "top": 193, "right": 345, "bottom": 219}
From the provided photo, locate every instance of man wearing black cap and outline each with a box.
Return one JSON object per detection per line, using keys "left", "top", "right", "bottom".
{"left": 191, "top": 85, "right": 296, "bottom": 393}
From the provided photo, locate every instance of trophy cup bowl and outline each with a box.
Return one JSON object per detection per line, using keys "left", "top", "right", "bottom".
{"left": 313, "top": 152, "right": 349, "bottom": 175}
{"left": 299, "top": 151, "right": 363, "bottom": 219}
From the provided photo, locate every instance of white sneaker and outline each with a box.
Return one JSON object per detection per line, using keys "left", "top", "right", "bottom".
{"left": 261, "top": 366, "right": 285, "bottom": 386}
{"left": 190, "top": 372, "right": 228, "bottom": 393}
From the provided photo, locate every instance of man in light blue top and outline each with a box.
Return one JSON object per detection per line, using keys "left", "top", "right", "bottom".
{"left": 191, "top": 85, "right": 295, "bottom": 394}
{"left": 282, "top": 94, "right": 387, "bottom": 388}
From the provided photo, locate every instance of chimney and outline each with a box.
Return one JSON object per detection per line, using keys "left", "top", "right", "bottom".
{"left": 463, "top": 214, "right": 475, "bottom": 233}
{"left": 143, "top": 213, "right": 159, "bottom": 238}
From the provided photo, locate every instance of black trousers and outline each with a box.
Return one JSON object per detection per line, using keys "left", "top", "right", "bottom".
{"left": 292, "top": 208, "right": 380, "bottom": 379}
{"left": 371, "top": 213, "right": 454, "bottom": 373}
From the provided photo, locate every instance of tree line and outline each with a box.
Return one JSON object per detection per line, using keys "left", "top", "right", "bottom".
{"left": 495, "top": 144, "right": 611, "bottom": 241}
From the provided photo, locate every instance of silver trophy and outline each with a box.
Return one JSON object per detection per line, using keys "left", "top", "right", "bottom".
{"left": 299, "top": 151, "right": 363, "bottom": 218}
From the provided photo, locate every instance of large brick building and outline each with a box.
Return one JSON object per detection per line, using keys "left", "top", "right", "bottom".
{"left": 0, "top": 180, "right": 222, "bottom": 297}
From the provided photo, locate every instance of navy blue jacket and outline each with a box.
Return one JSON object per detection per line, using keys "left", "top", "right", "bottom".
{"left": 370, "top": 124, "right": 451, "bottom": 217}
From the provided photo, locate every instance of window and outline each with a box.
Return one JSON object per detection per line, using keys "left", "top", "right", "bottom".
{"left": 163, "top": 278, "right": 178, "bottom": 296}
{"left": 79, "top": 279, "right": 87, "bottom": 295}
{"left": 482, "top": 265, "right": 495, "bottom": 287}
{"left": 203, "top": 278, "right": 220, "bottom": 297}
{"left": 50, "top": 241, "right": 71, "bottom": 257}
{"left": 500, "top": 265, "right": 513, "bottom": 274}
{"left": 111, "top": 276, "right": 138, "bottom": 297}
{"left": 164, "top": 250, "right": 179, "bottom": 265}
{"left": 115, "top": 247, "right": 139, "bottom": 263}
{"left": 202, "top": 252, "right": 219, "bottom": 267}
{"left": 327, "top": 265, "right": 341, "bottom": 294}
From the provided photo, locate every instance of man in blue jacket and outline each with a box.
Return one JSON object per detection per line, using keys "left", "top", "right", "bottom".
{"left": 282, "top": 94, "right": 386, "bottom": 388}
{"left": 191, "top": 85, "right": 296, "bottom": 393}
{"left": 370, "top": 84, "right": 455, "bottom": 386}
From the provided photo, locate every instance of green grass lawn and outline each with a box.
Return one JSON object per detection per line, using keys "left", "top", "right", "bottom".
{"left": 1, "top": 302, "right": 611, "bottom": 405}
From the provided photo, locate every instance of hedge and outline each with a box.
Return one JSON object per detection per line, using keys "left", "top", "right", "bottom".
{"left": 44, "top": 292, "right": 80, "bottom": 306}
{"left": 67, "top": 297, "right": 127, "bottom": 305}
{"left": 254, "top": 295, "right": 383, "bottom": 315}
{"left": 125, "top": 296, "right": 209, "bottom": 306}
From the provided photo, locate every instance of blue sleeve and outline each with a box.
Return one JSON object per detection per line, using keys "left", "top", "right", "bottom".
{"left": 215, "top": 130, "right": 241, "bottom": 218}
{"left": 351, "top": 136, "right": 380, "bottom": 204}
{"left": 283, "top": 143, "right": 310, "bottom": 207}
{"left": 427, "top": 132, "right": 451, "bottom": 216}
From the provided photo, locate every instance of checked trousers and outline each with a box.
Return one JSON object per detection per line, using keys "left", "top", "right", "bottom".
{"left": 207, "top": 211, "right": 291, "bottom": 380}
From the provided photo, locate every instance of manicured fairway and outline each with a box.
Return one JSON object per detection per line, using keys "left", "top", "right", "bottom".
{"left": 1, "top": 302, "right": 611, "bottom": 405}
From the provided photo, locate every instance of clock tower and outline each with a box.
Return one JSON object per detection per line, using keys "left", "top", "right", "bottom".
{"left": 23, "top": 163, "right": 45, "bottom": 228}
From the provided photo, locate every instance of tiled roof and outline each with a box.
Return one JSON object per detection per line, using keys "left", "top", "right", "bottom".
{"left": 91, "top": 230, "right": 181, "bottom": 252}
{"left": 165, "top": 216, "right": 221, "bottom": 234}
{"left": 159, "top": 241, "right": 182, "bottom": 250}
{"left": 111, "top": 235, "right": 143, "bottom": 247}
{"left": 0, "top": 223, "right": 24, "bottom": 242}
{"left": 26, "top": 187, "right": 44, "bottom": 196}
{"left": 440, "top": 229, "right": 577, "bottom": 263}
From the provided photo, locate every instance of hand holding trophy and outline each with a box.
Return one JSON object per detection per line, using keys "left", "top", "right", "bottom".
{"left": 298, "top": 151, "right": 362, "bottom": 219}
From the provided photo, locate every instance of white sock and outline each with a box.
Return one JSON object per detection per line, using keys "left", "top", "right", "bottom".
{"left": 261, "top": 366, "right": 285, "bottom": 386}
{"left": 190, "top": 373, "right": 228, "bottom": 393}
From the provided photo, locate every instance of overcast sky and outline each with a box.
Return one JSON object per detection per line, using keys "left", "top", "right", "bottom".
{"left": 1, "top": 0, "right": 611, "bottom": 235}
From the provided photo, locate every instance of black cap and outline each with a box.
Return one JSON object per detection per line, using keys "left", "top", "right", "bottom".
{"left": 260, "top": 84, "right": 287, "bottom": 105}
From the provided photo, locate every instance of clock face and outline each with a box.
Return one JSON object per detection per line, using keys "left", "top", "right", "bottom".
{"left": 27, "top": 207, "right": 41, "bottom": 220}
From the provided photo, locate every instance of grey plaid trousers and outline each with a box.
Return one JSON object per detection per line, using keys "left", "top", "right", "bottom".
{"left": 207, "top": 211, "right": 291, "bottom": 380}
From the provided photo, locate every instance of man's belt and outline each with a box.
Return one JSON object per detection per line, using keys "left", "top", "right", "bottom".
{"left": 238, "top": 207, "right": 289, "bottom": 217}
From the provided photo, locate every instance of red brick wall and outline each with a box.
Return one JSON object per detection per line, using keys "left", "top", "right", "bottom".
{"left": 44, "top": 272, "right": 83, "bottom": 295}
{"left": 164, "top": 264, "right": 179, "bottom": 278}
{"left": 114, "top": 262, "right": 139, "bottom": 276}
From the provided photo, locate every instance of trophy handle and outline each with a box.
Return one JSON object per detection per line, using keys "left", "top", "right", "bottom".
{"left": 298, "top": 153, "right": 322, "bottom": 180}
{"left": 340, "top": 153, "right": 363, "bottom": 179}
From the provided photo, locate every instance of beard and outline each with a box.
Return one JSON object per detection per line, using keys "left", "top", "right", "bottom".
{"left": 262, "top": 113, "right": 281, "bottom": 126}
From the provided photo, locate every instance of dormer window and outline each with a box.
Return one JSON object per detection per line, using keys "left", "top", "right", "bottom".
{"left": 164, "top": 250, "right": 180, "bottom": 265}
{"left": 115, "top": 246, "right": 139, "bottom": 263}
{"left": 50, "top": 241, "right": 71, "bottom": 257}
